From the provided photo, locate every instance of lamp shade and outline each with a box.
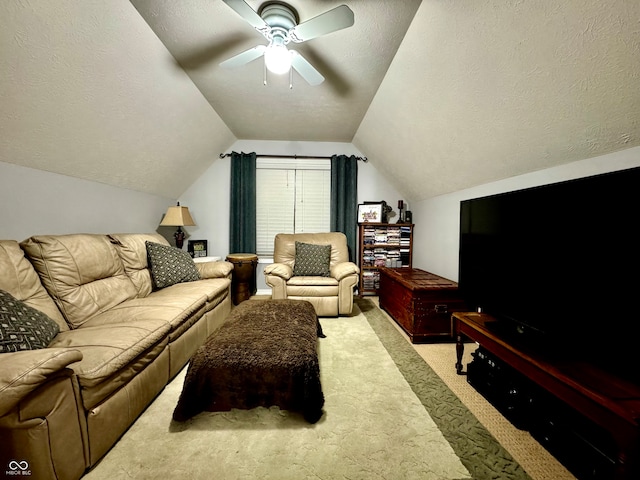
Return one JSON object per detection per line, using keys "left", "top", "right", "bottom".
{"left": 160, "top": 204, "right": 196, "bottom": 227}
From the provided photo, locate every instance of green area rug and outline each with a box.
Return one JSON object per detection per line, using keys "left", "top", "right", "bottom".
{"left": 84, "top": 299, "right": 529, "bottom": 480}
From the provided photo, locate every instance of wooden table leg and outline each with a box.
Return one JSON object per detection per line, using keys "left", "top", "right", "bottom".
{"left": 455, "top": 333, "right": 465, "bottom": 374}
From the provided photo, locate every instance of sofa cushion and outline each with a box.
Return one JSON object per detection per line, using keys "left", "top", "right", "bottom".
{"left": 20, "top": 234, "right": 138, "bottom": 328}
{"left": 80, "top": 278, "right": 229, "bottom": 340}
{"left": 146, "top": 241, "right": 200, "bottom": 289}
{"left": 108, "top": 233, "right": 169, "bottom": 297}
{"left": 293, "top": 242, "right": 331, "bottom": 277}
{"left": 49, "top": 320, "right": 170, "bottom": 409}
{"left": 0, "top": 290, "right": 60, "bottom": 352}
{"left": 0, "top": 240, "right": 69, "bottom": 331}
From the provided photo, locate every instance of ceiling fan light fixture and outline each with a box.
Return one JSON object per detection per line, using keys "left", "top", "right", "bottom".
{"left": 220, "top": 1, "right": 354, "bottom": 86}
{"left": 264, "top": 43, "right": 292, "bottom": 75}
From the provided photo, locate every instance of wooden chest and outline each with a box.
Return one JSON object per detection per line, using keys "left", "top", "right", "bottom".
{"left": 379, "top": 268, "right": 467, "bottom": 343}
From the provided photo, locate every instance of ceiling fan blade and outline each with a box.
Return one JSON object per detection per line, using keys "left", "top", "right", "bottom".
{"left": 220, "top": 45, "right": 266, "bottom": 69}
{"left": 289, "top": 5, "right": 354, "bottom": 43}
{"left": 222, "top": 0, "right": 269, "bottom": 31}
{"left": 291, "top": 51, "right": 324, "bottom": 86}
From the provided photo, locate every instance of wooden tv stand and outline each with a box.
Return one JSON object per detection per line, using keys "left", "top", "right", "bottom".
{"left": 453, "top": 311, "right": 640, "bottom": 479}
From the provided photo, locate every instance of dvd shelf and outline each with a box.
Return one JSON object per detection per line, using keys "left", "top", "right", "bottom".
{"left": 358, "top": 223, "right": 414, "bottom": 295}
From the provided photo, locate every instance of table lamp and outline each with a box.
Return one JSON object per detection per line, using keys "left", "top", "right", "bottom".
{"left": 159, "top": 202, "right": 196, "bottom": 249}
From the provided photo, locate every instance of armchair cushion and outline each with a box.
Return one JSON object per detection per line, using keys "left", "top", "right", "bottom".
{"left": 293, "top": 242, "right": 331, "bottom": 277}
{"left": 0, "top": 290, "right": 59, "bottom": 352}
{"left": 146, "top": 241, "right": 200, "bottom": 289}
{"left": 331, "top": 262, "right": 361, "bottom": 281}
{"left": 263, "top": 263, "right": 293, "bottom": 280}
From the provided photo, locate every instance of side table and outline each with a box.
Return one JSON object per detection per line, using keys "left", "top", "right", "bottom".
{"left": 225, "top": 253, "right": 258, "bottom": 305}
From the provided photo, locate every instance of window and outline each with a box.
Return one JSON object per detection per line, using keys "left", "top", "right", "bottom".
{"left": 256, "top": 158, "right": 331, "bottom": 256}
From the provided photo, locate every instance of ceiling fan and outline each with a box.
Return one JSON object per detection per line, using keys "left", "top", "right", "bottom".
{"left": 220, "top": 0, "right": 355, "bottom": 86}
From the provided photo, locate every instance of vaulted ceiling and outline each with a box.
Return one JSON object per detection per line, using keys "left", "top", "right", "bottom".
{"left": 130, "top": 0, "right": 422, "bottom": 142}
{"left": 1, "top": 1, "right": 639, "bottom": 202}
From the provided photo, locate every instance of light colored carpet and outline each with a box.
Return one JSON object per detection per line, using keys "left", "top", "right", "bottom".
{"left": 85, "top": 303, "right": 471, "bottom": 480}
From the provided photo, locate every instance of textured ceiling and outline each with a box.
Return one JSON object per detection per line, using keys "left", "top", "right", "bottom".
{"left": 130, "top": 0, "right": 422, "bottom": 142}
{"left": 1, "top": 0, "right": 639, "bottom": 201}
{"left": 0, "top": 0, "right": 235, "bottom": 198}
{"left": 354, "top": 0, "right": 640, "bottom": 200}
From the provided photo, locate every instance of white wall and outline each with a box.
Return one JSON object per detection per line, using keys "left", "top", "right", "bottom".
{"left": 0, "top": 161, "right": 174, "bottom": 241}
{"left": 179, "top": 140, "right": 405, "bottom": 292}
{"left": 411, "top": 146, "right": 640, "bottom": 282}
{"left": 0, "top": 138, "right": 404, "bottom": 266}
{"left": 5, "top": 141, "right": 635, "bottom": 294}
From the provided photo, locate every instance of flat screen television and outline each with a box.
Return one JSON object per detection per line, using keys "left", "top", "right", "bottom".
{"left": 459, "top": 166, "right": 640, "bottom": 383}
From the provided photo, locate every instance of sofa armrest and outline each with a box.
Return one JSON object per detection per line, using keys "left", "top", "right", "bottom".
{"left": 196, "top": 260, "right": 234, "bottom": 279}
{"left": 263, "top": 263, "right": 293, "bottom": 280}
{"left": 331, "top": 262, "right": 360, "bottom": 281}
{"left": 0, "top": 348, "right": 83, "bottom": 417}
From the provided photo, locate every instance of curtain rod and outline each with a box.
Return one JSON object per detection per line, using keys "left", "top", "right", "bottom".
{"left": 218, "top": 152, "right": 368, "bottom": 162}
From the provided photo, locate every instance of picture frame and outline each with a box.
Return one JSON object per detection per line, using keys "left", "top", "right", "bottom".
{"left": 358, "top": 203, "right": 383, "bottom": 223}
{"left": 187, "top": 239, "right": 208, "bottom": 258}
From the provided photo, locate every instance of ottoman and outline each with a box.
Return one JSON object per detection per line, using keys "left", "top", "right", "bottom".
{"left": 173, "top": 299, "right": 325, "bottom": 423}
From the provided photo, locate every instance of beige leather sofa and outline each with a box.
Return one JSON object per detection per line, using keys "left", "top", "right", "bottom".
{"left": 264, "top": 232, "right": 359, "bottom": 316}
{"left": 0, "top": 233, "right": 233, "bottom": 480}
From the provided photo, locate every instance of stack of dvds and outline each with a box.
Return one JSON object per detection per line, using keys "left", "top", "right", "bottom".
{"left": 386, "top": 226, "right": 401, "bottom": 245}
{"left": 400, "top": 226, "right": 412, "bottom": 266}
{"left": 362, "top": 225, "right": 376, "bottom": 245}
{"left": 362, "top": 248, "right": 375, "bottom": 267}
{"left": 374, "top": 227, "right": 387, "bottom": 244}
{"left": 362, "top": 270, "right": 380, "bottom": 290}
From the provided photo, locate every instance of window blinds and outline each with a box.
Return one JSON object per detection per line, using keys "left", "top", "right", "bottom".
{"left": 256, "top": 158, "right": 331, "bottom": 256}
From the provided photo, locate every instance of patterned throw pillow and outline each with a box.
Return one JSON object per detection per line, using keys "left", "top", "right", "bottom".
{"left": 146, "top": 241, "right": 201, "bottom": 289}
{"left": 293, "top": 242, "right": 331, "bottom": 277}
{"left": 0, "top": 289, "right": 60, "bottom": 353}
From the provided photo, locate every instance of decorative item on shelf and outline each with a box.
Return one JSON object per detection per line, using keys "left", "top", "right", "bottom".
{"left": 397, "top": 200, "right": 405, "bottom": 223}
{"left": 159, "top": 202, "right": 196, "bottom": 249}
{"left": 380, "top": 201, "right": 394, "bottom": 223}
{"left": 187, "top": 240, "right": 208, "bottom": 258}
{"left": 396, "top": 200, "right": 412, "bottom": 224}
{"left": 357, "top": 203, "right": 383, "bottom": 223}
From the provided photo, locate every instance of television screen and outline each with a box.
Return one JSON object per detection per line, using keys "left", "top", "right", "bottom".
{"left": 459, "top": 166, "right": 640, "bottom": 378}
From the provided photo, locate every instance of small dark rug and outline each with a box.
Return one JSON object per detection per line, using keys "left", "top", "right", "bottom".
{"left": 357, "top": 298, "right": 532, "bottom": 480}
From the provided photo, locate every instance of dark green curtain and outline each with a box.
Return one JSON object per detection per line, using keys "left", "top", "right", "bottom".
{"left": 330, "top": 154, "right": 358, "bottom": 262}
{"left": 229, "top": 151, "right": 257, "bottom": 254}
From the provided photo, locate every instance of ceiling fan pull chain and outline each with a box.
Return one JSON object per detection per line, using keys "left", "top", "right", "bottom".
{"left": 289, "top": 66, "right": 293, "bottom": 89}
{"left": 263, "top": 60, "right": 267, "bottom": 86}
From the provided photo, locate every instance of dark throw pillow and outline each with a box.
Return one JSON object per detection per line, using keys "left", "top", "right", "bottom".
{"left": 0, "top": 289, "right": 60, "bottom": 353}
{"left": 293, "top": 242, "right": 331, "bottom": 277}
{"left": 146, "top": 241, "right": 201, "bottom": 289}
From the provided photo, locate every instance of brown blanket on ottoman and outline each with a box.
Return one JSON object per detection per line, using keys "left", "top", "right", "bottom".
{"left": 173, "top": 299, "right": 325, "bottom": 423}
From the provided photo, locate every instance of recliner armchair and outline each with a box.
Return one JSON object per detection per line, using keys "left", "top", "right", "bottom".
{"left": 264, "top": 232, "right": 360, "bottom": 316}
